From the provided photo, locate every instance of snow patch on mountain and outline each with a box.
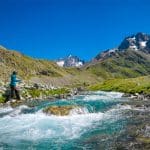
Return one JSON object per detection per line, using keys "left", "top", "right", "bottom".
{"left": 129, "top": 45, "right": 138, "bottom": 50}
{"left": 56, "top": 60, "right": 65, "bottom": 67}
{"left": 139, "top": 41, "right": 147, "bottom": 47}
{"left": 119, "top": 32, "right": 150, "bottom": 51}
{"left": 56, "top": 55, "right": 84, "bottom": 67}
{"left": 94, "top": 32, "right": 150, "bottom": 61}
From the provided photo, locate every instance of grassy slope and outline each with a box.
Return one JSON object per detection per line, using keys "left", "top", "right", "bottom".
{"left": 0, "top": 47, "right": 101, "bottom": 87}
{"left": 1, "top": 47, "right": 150, "bottom": 90}
{"left": 89, "top": 75, "right": 150, "bottom": 94}
{"left": 23, "top": 88, "right": 70, "bottom": 99}
{"left": 0, "top": 47, "right": 69, "bottom": 80}
{"left": 85, "top": 49, "right": 150, "bottom": 94}
{"left": 84, "top": 50, "right": 150, "bottom": 79}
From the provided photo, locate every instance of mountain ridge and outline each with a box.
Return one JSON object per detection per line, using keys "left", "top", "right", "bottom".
{"left": 94, "top": 32, "right": 150, "bottom": 61}
{"left": 84, "top": 32, "right": 150, "bottom": 79}
{"left": 0, "top": 32, "right": 150, "bottom": 87}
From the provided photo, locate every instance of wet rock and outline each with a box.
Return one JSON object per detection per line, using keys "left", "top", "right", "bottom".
{"left": 144, "top": 126, "right": 150, "bottom": 137}
{"left": 114, "top": 92, "right": 150, "bottom": 150}
{"left": 43, "top": 105, "right": 78, "bottom": 116}
{"left": 122, "top": 93, "right": 132, "bottom": 97}
{"left": 10, "top": 100, "right": 24, "bottom": 108}
{"left": 33, "top": 83, "right": 39, "bottom": 89}
{"left": 136, "top": 137, "right": 150, "bottom": 144}
{"left": 122, "top": 93, "right": 150, "bottom": 101}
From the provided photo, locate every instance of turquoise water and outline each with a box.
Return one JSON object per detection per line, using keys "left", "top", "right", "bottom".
{"left": 0, "top": 91, "right": 131, "bottom": 150}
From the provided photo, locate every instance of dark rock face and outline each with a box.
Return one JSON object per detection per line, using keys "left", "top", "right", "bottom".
{"left": 118, "top": 32, "right": 150, "bottom": 52}
{"left": 64, "top": 55, "right": 84, "bottom": 67}
{"left": 146, "top": 40, "right": 150, "bottom": 53}
{"left": 119, "top": 37, "right": 132, "bottom": 50}
{"left": 135, "top": 32, "right": 150, "bottom": 42}
{"left": 94, "top": 32, "right": 150, "bottom": 61}
{"left": 94, "top": 49, "right": 118, "bottom": 61}
{"left": 56, "top": 55, "right": 84, "bottom": 67}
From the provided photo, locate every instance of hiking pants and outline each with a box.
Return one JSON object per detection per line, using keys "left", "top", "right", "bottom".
{"left": 10, "top": 85, "right": 21, "bottom": 100}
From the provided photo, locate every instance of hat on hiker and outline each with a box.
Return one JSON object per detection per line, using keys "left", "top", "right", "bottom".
{"left": 13, "top": 71, "right": 17, "bottom": 75}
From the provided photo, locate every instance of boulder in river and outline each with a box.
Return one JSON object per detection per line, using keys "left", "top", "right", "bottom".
{"left": 43, "top": 105, "right": 78, "bottom": 116}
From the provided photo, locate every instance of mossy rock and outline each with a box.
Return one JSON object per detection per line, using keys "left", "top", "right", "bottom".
{"left": 43, "top": 105, "right": 78, "bottom": 116}
{"left": 136, "top": 137, "right": 150, "bottom": 144}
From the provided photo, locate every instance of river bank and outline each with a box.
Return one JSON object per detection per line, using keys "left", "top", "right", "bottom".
{"left": 0, "top": 82, "right": 84, "bottom": 107}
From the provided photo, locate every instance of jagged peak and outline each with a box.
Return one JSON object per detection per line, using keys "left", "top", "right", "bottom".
{"left": 94, "top": 32, "right": 150, "bottom": 61}
{"left": 56, "top": 55, "right": 84, "bottom": 67}
{"left": 118, "top": 32, "right": 150, "bottom": 51}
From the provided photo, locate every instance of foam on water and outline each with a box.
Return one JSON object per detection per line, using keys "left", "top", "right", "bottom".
{"left": 0, "top": 106, "right": 13, "bottom": 114}
{"left": 92, "top": 91, "right": 123, "bottom": 96}
{"left": 82, "top": 91, "right": 123, "bottom": 101}
{"left": 105, "top": 104, "right": 132, "bottom": 119}
{"left": 69, "top": 107, "right": 89, "bottom": 115}
{"left": 0, "top": 105, "right": 129, "bottom": 144}
{"left": 10, "top": 105, "right": 32, "bottom": 116}
{"left": 0, "top": 110, "right": 105, "bottom": 143}
{"left": 0, "top": 105, "right": 33, "bottom": 118}
{"left": 0, "top": 91, "right": 129, "bottom": 148}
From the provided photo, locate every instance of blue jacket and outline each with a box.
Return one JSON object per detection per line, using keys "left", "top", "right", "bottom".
{"left": 10, "top": 74, "right": 21, "bottom": 86}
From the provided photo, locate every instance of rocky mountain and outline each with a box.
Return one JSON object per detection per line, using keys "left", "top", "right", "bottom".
{"left": 118, "top": 32, "right": 150, "bottom": 52}
{"left": 85, "top": 32, "right": 150, "bottom": 78}
{"left": 94, "top": 32, "right": 150, "bottom": 61}
{"left": 56, "top": 55, "right": 84, "bottom": 67}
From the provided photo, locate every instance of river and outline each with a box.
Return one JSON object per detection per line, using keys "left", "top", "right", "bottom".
{"left": 0, "top": 91, "right": 134, "bottom": 150}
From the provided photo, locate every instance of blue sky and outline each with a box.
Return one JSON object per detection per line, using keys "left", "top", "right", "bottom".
{"left": 0, "top": 0, "right": 150, "bottom": 60}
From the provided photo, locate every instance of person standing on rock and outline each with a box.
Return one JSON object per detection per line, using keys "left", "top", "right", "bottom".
{"left": 9, "top": 71, "right": 21, "bottom": 100}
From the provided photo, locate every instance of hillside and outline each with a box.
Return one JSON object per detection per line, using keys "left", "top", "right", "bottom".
{"left": 0, "top": 46, "right": 100, "bottom": 87}
{"left": 85, "top": 49, "right": 150, "bottom": 78}
{"left": 0, "top": 32, "right": 150, "bottom": 87}
{"left": 84, "top": 33, "right": 150, "bottom": 79}
{"left": 89, "top": 75, "right": 150, "bottom": 94}
{"left": 0, "top": 46, "right": 68, "bottom": 80}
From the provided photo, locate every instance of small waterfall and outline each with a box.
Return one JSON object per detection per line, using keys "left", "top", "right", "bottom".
{"left": 69, "top": 107, "right": 89, "bottom": 115}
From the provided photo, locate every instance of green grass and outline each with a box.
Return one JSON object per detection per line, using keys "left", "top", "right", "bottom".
{"left": 0, "top": 48, "right": 69, "bottom": 81}
{"left": 0, "top": 93, "right": 5, "bottom": 103}
{"left": 0, "top": 88, "right": 70, "bottom": 103}
{"left": 24, "top": 88, "right": 70, "bottom": 98}
{"left": 89, "top": 76, "right": 150, "bottom": 94}
{"left": 85, "top": 50, "right": 150, "bottom": 79}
